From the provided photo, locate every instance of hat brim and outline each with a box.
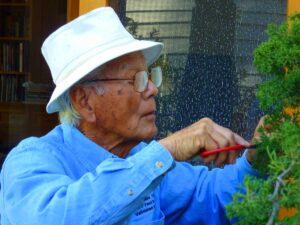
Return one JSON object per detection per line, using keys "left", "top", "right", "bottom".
{"left": 46, "top": 40, "right": 163, "bottom": 113}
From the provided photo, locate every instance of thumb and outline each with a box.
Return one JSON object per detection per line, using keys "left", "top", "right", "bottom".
{"left": 234, "top": 133, "right": 250, "bottom": 147}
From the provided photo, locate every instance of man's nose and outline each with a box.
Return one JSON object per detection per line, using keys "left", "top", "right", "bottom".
{"left": 142, "top": 80, "right": 159, "bottom": 98}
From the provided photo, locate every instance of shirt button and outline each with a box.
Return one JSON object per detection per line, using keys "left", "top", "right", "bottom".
{"left": 155, "top": 161, "right": 163, "bottom": 168}
{"left": 128, "top": 189, "right": 134, "bottom": 196}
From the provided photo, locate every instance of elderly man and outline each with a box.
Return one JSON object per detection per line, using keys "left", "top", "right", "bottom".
{"left": 0, "top": 7, "right": 259, "bottom": 225}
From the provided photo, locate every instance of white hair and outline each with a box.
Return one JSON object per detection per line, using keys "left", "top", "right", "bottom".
{"left": 57, "top": 66, "right": 105, "bottom": 127}
{"left": 57, "top": 90, "right": 81, "bottom": 127}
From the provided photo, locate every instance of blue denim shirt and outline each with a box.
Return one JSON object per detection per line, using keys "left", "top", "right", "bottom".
{"left": 0, "top": 124, "right": 257, "bottom": 225}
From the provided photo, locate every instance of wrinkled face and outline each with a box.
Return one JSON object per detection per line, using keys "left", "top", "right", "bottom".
{"left": 89, "top": 52, "right": 159, "bottom": 141}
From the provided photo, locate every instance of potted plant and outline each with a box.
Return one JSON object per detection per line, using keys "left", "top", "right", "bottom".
{"left": 226, "top": 13, "right": 300, "bottom": 225}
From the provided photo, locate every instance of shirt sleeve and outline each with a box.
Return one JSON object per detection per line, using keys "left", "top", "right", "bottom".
{"left": 0, "top": 140, "right": 174, "bottom": 225}
{"left": 159, "top": 151, "right": 258, "bottom": 225}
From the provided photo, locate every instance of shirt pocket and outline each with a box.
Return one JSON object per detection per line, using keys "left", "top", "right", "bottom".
{"left": 150, "top": 210, "right": 165, "bottom": 225}
{"left": 129, "top": 209, "right": 165, "bottom": 225}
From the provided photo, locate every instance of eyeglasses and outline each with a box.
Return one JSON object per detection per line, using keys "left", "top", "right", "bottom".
{"left": 84, "top": 66, "right": 162, "bottom": 93}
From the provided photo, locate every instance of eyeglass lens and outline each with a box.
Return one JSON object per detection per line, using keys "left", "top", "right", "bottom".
{"left": 151, "top": 67, "right": 162, "bottom": 87}
{"left": 134, "top": 67, "right": 162, "bottom": 92}
{"left": 134, "top": 71, "right": 148, "bottom": 92}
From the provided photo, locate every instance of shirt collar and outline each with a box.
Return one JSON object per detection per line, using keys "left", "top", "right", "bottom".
{"left": 61, "top": 123, "right": 148, "bottom": 171}
{"left": 62, "top": 123, "right": 115, "bottom": 171}
{"left": 126, "top": 142, "right": 148, "bottom": 157}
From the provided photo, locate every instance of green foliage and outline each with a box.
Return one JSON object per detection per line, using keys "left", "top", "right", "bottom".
{"left": 227, "top": 177, "right": 273, "bottom": 224}
{"left": 226, "top": 13, "right": 300, "bottom": 224}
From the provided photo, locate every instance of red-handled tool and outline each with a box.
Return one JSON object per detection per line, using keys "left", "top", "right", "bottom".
{"left": 199, "top": 144, "right": 257, "bottom": 157}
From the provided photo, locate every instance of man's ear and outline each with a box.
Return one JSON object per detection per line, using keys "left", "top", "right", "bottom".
{"left": 70, "top": 86, "right": 96, "bottom": 123}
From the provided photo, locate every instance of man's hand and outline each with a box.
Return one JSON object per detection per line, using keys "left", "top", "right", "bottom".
{"left": 159, "top": 118, "right": 249, "bottom": 166}
{"left": 247, "top": 116, "right": 269, "bottom": 163}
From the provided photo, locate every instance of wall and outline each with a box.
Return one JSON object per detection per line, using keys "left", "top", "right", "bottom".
{"left": 288, "top": 0, "right": 300, "bottom": 15}
{"left": 67, "top": 0, "right": 108, "bottom": 21}
{"left": 79, "top": 0, "right": 107, "bottom": 15}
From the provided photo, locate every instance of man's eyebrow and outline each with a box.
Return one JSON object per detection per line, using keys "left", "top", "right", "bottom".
{"left": 119, "top": 62, "right": 146, "bottom": 71}
{"left": 119, "top": 63, "right": 136, "bottom": 70}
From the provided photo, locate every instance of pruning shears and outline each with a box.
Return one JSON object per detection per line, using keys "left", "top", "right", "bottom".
{"left": 200, "top": 144, "right": 258, "bottom": 157}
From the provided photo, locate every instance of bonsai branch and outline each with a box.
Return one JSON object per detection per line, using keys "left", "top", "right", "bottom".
{"left": 266, "top": 160, "right": 295, "bottom": 225}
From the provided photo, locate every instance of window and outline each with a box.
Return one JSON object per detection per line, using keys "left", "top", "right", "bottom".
{"left": 115, "top": 0, "right": 287, "bottom": 141}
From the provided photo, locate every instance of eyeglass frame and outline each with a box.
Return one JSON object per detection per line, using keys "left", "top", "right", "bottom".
{"left": 80, "top": 66, "right": 162, "bottom": 93}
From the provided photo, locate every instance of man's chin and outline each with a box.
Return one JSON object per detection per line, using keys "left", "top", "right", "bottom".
{"left": 141, "top": 126, "right": 158, "bottom": 140}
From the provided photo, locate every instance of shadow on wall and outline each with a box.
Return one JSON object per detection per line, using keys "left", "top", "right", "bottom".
{"left": 176, "top": 0, "right": 238, "bottom": 130}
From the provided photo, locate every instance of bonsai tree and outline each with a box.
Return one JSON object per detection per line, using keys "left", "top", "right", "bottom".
{"left": 226, "top": 13, "right": 300, "bottom": 225}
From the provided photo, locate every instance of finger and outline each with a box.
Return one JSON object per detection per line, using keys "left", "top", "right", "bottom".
{"left": 214, "top": 123, "right": 250, "bottom": 147}
{"left": 233, "top": 133, "right": 250, "bottom": 146}
{"left": 200, "top": 126, "right": 230, "bottom": 165}
{"left": 192, "top": 117, "right": 213, "bottom": 128}
{"left": 211, "top": 131, "right": 232, "bottom": 149}
{"left": 252, "top": 116, "right": 267, "bottom": 143}
{"left": 213, "top": 124, "right": 237, "bottom": 148}
{"left": 201, "top": 131, "right": 227, "bottom": 164}
{"left": 203, "top": 154, "right": 217, "bottom": 164}
{"left": 207, "top": 125, "right": 244, "bottom": 165}
{"left": 201, "top": 133, "right": 219, "bottom": 163}
{"left": 227, "top": 149, "right": 239, "bottom": 164}
{"left": 214, "top": 151, "right": 228, "bottom": 166}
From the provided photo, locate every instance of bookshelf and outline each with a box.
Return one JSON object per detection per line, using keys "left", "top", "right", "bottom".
{"left": 0, "top": 0, "right": 31, "bottom": 102}
{"left": 0, "top": 0, "right": 66, "bottom": 156}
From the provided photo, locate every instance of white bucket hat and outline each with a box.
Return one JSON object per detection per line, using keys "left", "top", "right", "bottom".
{"left": 42, "top": 7, "right": 163, "bottom": 113}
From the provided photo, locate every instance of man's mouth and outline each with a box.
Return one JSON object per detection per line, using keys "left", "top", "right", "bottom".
{"left": 143, "top": 111, "right": 156, "bottom": 118}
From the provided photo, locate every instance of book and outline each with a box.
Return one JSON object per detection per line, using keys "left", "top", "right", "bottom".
{"left": 19, "top": 42, "right": 23, "bottom": 72}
